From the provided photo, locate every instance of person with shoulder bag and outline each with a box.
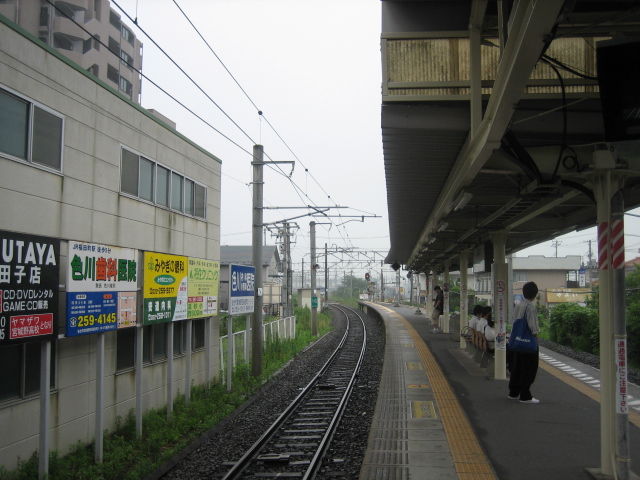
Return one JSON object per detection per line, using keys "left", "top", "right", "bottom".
{"left": 507, "top": 281, "right": 541, "bottom": 404}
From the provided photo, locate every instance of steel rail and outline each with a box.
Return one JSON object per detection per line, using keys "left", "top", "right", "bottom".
{"left": 222, "top": 303, "right": 366, "bottom": 479}
{"left": 303, "top": 304, "right": 367, "bottom": 479}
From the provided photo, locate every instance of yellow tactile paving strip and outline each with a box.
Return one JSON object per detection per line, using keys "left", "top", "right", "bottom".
{"left": 379, "top": 306, "right": 497, "bottom": 480}
{"left": 539, "top": 361, "right": 640, "bottom": 428}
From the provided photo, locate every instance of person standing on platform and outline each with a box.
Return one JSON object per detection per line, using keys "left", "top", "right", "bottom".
{"left": 508, "top": 281, "right": 541, "bottom": 404}
{"left": 431, "top": 285, "right": 444, "bottom": 332}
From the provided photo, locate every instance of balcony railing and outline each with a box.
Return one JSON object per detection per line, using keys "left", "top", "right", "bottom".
{"left": 381, "top": 33, "right": 603, "bottom": 102}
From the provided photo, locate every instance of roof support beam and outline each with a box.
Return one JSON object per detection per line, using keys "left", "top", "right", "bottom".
{"left": 409, "top": 0, "right": 565, "bottom": 265}
{"left": 470, "top": 0, "right": 487, "bottom": 135}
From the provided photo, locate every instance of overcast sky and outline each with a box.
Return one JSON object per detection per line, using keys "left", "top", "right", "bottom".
{"left": 115, "top": 0, "right": 640, "bottom": 276}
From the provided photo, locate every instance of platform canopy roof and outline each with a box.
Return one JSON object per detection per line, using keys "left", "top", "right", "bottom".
{"left": 382, "top": 0, "right": 640, "bottom": 272}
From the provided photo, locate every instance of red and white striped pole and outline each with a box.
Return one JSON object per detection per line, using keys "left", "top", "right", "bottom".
{"left": 611, "top": 190, "right": 630, "bottom": 480}
{"left": 598, "top": 221, "right": 609, "bottom": 270}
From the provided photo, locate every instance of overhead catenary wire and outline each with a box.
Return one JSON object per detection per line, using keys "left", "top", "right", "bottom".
{"left": 170, "top": 0, "right": 356, "bottom": 213}
{"left": 42, "top": 0, "right": 253, "bottom": 157}
{"left": 161, "top": 1, "right": 368, "bottom": 253}
{"left": 54, "top": 0, "right": 371, "bottom": 258}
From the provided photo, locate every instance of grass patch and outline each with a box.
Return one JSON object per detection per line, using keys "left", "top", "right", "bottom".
{"left": 0, "top": 308, "right": 333, "bottom": 480}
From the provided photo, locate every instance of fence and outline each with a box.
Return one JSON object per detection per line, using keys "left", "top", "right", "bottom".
{"left": 219, "top": 316, "right": 297, "bottom": 373}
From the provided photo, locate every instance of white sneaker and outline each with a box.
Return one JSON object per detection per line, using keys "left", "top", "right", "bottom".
{"left": 519, "top": 397, "right": 540, "bottom": 404}
{"left": 507, "top": 395, "right": 518, "bottom": 400}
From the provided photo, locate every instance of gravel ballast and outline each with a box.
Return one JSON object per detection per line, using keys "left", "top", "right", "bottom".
{"left": 153, "top": 306, "right": 385, "bottom": 480}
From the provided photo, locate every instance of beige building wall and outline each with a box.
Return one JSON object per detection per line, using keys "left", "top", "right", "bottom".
{"left": 0, "top": 17, "right": 220, "bottom": 469}
{"left": 0, "top": 0, "right": 142, "bottom": 102}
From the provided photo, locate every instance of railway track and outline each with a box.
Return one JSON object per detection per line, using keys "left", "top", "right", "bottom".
{"left": 222, "top": 304, "right": 367, "bottom": 479}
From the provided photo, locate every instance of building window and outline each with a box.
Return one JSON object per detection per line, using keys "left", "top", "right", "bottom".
{"left": 143, "top": 324, "right": 167, "bottom": 363}
{"left": 184, "top": 178, "right": 194, "bottom": 216}
{"left": 0, "top": 342, "right": 55, "bottom": 402}
{"left": 0, "top": 87, "right": 63, "bottom": 171}
{"left": 193, "top": 318, "right": 205, "bottom": 350}
{"left": 107, "top": 64, "right": 119, "bottom": 84}
{"left": 53, "top": 34, "right": 73, "bottom": 51}
{"left": 513, "top": 271, "right": 528, "bottom": 282}
{"left": 83, "top": 37, "right": 92, "bottom": 53}
{"left": 120, "top": 49, "right": 133, "bottom": 69}
{"left": 120, "top": 147, "right": 207, "bottom": 219}
{"left": 54, "top": 3, "right": 76, "bottom": 19}
{"left": 120, "top": 148, "right": 139, "bottom": 195}
{"left": 122, "top": 26, "right": 134, "bottom": 45}
{"left": 116, "top": 327, "right": 136, "bottom": 371}
{"left": 139, "top": 156, "right": 154, "bottom": 201}
{"left": 194, "top": 183, "right": 206, "bottom": 218}
{"left": 108, "top": 36, "right": 120, "bottom": 56}
{"left": 87, "top": 64, "right": 99, "bottom": 76}
{"left": 171, "top": 172, "right": 183, "bottom": 211}
{"left": 156, "top": 165, "right": 170, "bottom": 207}
{"left": 109, "top": 10, "right": 121, "bottom": 30}
{"left": 173, "top": 322, "right": 186, "bottom": 355}
{"left": 39, "top": 6, "right": 50, "bottom": 28}
{"left": 119, "top": 76, "right": 132, "bottom": 97}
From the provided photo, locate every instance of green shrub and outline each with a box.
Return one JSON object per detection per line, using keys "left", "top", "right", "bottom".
{"left": 1, "top": 308, "right": 335, "bottom": 480}
{"left": 549, "top": 302, "right": 599, "bottom": 354}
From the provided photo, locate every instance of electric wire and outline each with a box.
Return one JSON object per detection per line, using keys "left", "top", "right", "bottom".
{"left": 52, "top": 0, "right": 370, "bottom": 258}
{"left": 171, "top": 0, "right": 354, "bottom": 213}
{"left": 42, "top": 0, "right": 253, "bottom": 157}
{"left": 111, "top": 0, "right": 257, "bottom": 146}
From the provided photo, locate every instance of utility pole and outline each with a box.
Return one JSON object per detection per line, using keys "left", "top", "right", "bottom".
{"left": 251, "top": 144, "right": 264, "bottom": 377}
{"left": 301, "top": 258, "right": 305, "bottom": 289}
{"left": 325, "top": 243, "right": 328, "bottom": 303}
{"left": 551, "top": 239, "right": 562, "bottom": 257}
{"left": 310, "top": 221, "right": 318, "bottom": 336}
{"left": 285, "top": 223, "right": 292, "bottom": 316}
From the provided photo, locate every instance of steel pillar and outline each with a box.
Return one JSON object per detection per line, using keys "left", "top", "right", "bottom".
{"left": 492, "top": 231, "right": 508, "bottom": 380}
{"left": 310, "top": 221, "right": 317, "bottom": 336}
{"left": 460, "top": 251, "right": 469, "bottom": 349}
{"left": 588, "top": 169, "right": 631, "bottom": 479}
{"left": 443, "top": 262, "right": 450, "bottom": 333}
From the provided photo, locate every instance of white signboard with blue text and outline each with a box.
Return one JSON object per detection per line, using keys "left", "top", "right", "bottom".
{"left": 66, "top": 241, "right": 138, "bottom": 336}
{"left": 229, "top": 264, "right": 255, "bottom": 315}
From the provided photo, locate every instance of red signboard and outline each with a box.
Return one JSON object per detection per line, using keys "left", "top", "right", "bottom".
{"left": 9, "top": 313, "right": 54, "bottom": 339}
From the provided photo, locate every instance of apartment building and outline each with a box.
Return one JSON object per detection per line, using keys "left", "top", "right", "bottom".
{"left": 0, "top": 12, "right": 220, "bottom": 469}
{"left": 0, "top": 0, "right": 142, "bottom": 102}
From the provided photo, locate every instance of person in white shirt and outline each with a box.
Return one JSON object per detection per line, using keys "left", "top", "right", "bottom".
{"left": 483, "top": 312, "right": 496, "bottom": 350}
{"left": 476, "top": 306, "right": 489, "bottom": 333}
{"left": 468, "top": 305, "right": 483, "bottom": 330}
{"left": 508, "top": 281, "right": 540, "bottom": 404}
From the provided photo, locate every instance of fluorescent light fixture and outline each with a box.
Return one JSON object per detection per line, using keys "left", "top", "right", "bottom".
{"left": 428, "top": 237, "right": 436, "bottom": 245}
{"left": 452, "top": 191, "right": 473, "bottom": 211}
{"left": 437, "top": 222, "right": 448, "bottom": 232}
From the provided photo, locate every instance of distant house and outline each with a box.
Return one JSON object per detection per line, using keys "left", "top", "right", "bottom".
{"left": 625, "top": 257, "right": 640, "bottom": 274}
{"left": 472, "top": 255, "right": 583, "bottom": 305}
{"left": 218, "top": 245, "right": 282, "bottom": 314}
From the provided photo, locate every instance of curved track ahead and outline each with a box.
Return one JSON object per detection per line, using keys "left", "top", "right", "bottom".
{"left": 222, "top": 304, "right": 366, "bottom": 479}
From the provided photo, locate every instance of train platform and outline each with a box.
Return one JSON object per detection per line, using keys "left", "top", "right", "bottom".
{"left": 359, "top": 302, "right": 640, "bottom": 480}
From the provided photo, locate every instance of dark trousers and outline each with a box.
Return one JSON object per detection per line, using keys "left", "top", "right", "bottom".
{"left": 508, "top": 349, "right": 539, "bottom": 401}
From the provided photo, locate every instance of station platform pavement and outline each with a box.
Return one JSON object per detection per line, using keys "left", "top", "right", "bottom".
{"left": 359, "top": 302, "right": 640, "bottom": 480}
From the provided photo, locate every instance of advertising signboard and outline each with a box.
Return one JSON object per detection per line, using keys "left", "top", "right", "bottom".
{"left": 0, "top": 230, "right": 59, "bottom": 343}
{"left": 187, "top": 258, "right": 219, "bottom": 318}
{"left": 66, "top": 241, "right": 138, "bottom": 336}
{"left": 143, "top": 251, "right": 188, "bottom": 325}
{"left": 229, "top": 264, "right": 255, "bottom": 315}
